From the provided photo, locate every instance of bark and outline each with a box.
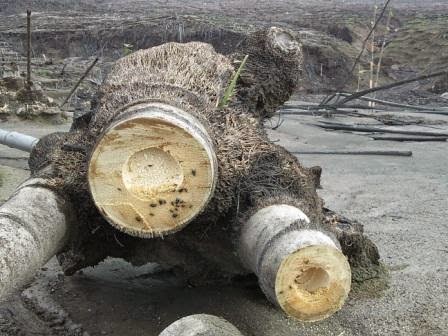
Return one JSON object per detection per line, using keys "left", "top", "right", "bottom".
{"left": 0, "top": 178, "right": 73, "bottom": 299}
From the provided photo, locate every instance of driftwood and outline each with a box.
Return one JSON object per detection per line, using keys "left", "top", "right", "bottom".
{"left": 1, "top": 28, "right": 382, "bottom": 322}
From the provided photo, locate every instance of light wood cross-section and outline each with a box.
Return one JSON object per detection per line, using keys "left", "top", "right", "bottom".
{"left": 88, "top": 102, "right": 218, "bottom": 238}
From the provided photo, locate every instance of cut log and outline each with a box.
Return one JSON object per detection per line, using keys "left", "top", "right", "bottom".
{"left": 159, "top": 314, "right": 243, "bottom": 336}
{"left": 88, "top": 102, "right": 218, "bottom": 238}
{"left": 0, "top": 178, "right": 73, "bottom": 299}
{"left": 25, "top": 33, "right": 382, "bottom": 322}
{"left": 239, "top": 205, "right": 351, "bottom": 322}
{"left": 0, "top": 128, "right": 39, "bottom": 152}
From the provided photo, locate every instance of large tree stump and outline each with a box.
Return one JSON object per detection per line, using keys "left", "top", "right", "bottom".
{"left": 0, "top": 27, "right": 383, "bottom": 321}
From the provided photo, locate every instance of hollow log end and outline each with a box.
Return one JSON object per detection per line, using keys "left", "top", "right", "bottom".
{"left": 88, "top": 102, "right": 218, "bottom": 238}
{"left": 275, "top": 244, "right": 351, "bottom": 322}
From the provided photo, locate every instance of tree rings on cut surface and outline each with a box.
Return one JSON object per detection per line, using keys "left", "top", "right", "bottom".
{"left": 88, "top": 102, "right": 218, "bottom": 238}
{"left": 275, "top": 244, "right": 351, "bottom": 322}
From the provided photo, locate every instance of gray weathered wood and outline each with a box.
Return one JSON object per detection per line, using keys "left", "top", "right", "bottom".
{"left": 0, "top": 178, "right": 73, "bottom": 300}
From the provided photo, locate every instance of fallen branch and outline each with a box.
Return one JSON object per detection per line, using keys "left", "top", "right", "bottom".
{"left": 370, "top": 135, "right": 447, "bottom": 142}
{"left": 334, "top": 70, "right": 448, "bottom": 107}
{"left": 60, "top": 57, "right": 99, "bottom": 108}
{"left": 292, "top": 150, "right": 412, "bottom": 157}
{"left": 316, "top": 123, "right": 448, "bottom": 137}
{"left": 337, "top": 93, "right": 448, "bottom": 114}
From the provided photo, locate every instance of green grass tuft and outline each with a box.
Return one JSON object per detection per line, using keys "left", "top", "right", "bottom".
{"left": 217, "top": 55, "right": 248, "bottom": 108}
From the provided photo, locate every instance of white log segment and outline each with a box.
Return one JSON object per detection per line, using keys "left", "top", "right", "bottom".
{"left": 159, "top": 314, "right": 244, "bottom": 336}
{"left": 0, "top": 178, "right": 73, "bottom": 300}
{"left": 88, "top": 102, "right": 218, "bottom": 238}
{"left": 0, "top": 128, "right": 39, "bottom": 152}
{"left": 239, "top": 204, "right": 351, "bottom": 322}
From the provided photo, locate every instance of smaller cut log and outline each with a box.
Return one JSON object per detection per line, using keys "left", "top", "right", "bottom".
{"left": 0, "top": 179, "right": 73, "bottom": 299}
{"left": 239, "top": 205, "right": 351, "bottom": 322}
{"left": 159, "top": 314, "right": 244, "bottom": 336}
{"left": 88, "top": 102, "right": 218, "bottom": 238}
{"left": 0, "top": 129, "right": 39, "bottom": 152}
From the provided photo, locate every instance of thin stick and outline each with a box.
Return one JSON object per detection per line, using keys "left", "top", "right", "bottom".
{"left": 350, "top": 0, "right": 392, "bottom": 74}
{"left": 337, "top": 93, "right": 448, "bottom": 114}
{"left": 60, "top": 57, "right": 99, "bottom": 108}
{"left": 292, "top": 150, "right": 412, "bottom": 157}
{"left": 370, "top": 136, "right": 447, "bottom": 142}
{"left": 374, "top": 8, "right": 393, "bottom": 91}
{"left": 26, "top": 10, "right": 32, "bottom": 89}
{"left": 369, "top": 3, "right": 378, "bottom": 107}
{"left": 316, "top": 123, "right": 448, "bottom": 137}
{"left": 334, "top": 70, "right": 448, "bottom": 107}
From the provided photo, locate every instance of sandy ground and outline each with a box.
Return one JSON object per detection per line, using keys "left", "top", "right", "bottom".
{"left": 0, "top": 102, "right": 447, "bottom": 335}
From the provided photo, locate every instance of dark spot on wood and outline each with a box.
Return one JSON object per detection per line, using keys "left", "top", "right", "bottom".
{"left": 172, "top": 213, "right": 178, "bottom": 218}
{"left": 150, "top": 203, "right": 157, "bottom": 207}
{"left": 149, "top": 213, "right": 154, "bottom": 216}
{"left": 135, "top": 216, "right": 142, "bottom": 222}
{"left": 191, "top": 169, "right": 196, "bottom": 176}
{"left": 158, "top": 199, "right": 166, "bottom": 205}
{"left": 117, "top": 187, "right": 122, "bottom": 191}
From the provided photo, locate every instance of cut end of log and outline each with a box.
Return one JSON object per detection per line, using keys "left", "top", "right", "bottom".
{"left": 275, "top": 244, "right": 351, "bottom": 322}
{"left": 88, "top": 102, "right": 218, "bottom": 238}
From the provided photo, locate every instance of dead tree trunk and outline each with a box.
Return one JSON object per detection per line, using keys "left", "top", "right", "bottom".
{"left": 2, "top": 27, "right": 382, "bottom": 321}
{"left": 0, "top": 179, "right": 73, "bottom": 298}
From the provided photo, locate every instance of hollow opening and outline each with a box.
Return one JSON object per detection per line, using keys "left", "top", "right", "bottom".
{"left": 294, "top": 267, "right": 330, "bottom": 294}
{"left": 122, "top": 147, "right": 183, "bottom": 199}
{"left": 270, "top": 29, "right": 298, "bottom": 52}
